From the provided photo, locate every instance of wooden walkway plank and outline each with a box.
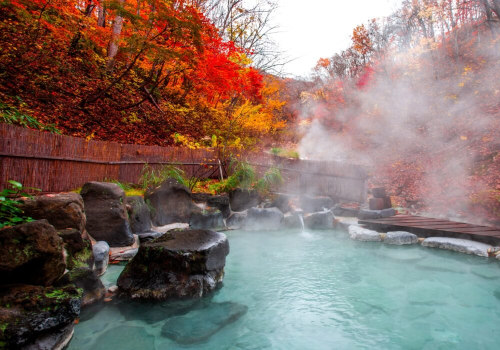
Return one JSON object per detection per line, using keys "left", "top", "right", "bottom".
{"left": 358, "top": 215, "right": 500, "bottom": 245}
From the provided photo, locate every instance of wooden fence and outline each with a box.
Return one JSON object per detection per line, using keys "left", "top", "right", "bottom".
{"left": 0, "top": 124, "right": 219, "bottom": 193}
{"left": 0, "top": 124, "right": 368, "bottom": 202}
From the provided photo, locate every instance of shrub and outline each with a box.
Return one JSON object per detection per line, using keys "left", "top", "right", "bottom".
{"left": 0, "top": 180, "right": 40, "bottom": 229}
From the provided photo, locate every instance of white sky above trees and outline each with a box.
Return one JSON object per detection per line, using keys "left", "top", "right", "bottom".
{"left": 273, "top": 0, "right": 402, "bottom": 77}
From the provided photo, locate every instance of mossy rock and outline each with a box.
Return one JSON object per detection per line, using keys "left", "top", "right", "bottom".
{"left": 0, "top": 284, "right": 81, "bottom": 348}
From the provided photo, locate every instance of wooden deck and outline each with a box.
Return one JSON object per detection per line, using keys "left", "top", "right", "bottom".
{"left": 358, "top": 215, "right": 500, "bottom": 246}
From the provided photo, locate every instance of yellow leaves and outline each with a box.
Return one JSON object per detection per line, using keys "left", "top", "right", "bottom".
{"left": 458, "top": 82, "right": 465, "bottom": 87}
{"left": 173, "top": 133, "right": 201, "bottom": 149}
{"left": 460, "top": 135, "right": 468, "bottom": 141}
{"left": 86, "top": 132, "right": 95, "bottom": 141}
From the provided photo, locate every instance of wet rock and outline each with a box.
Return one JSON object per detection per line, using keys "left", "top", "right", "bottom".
{"left": 92, "top": 241, "right": 110, "bottom": 276}
{"left": 422, "top": 237, "right": 492, "bottom": 257}
{"left": 304, "top": 210, "right": 335, "bottom": 229}
{"left": 300, "top": 195, "right": 335, "bottom": 213}
{"left": 207, "top": 195, "right": 230, "bottom": 218}
{"left": 145, "top": 178, "right": 197, "bottom": 226}
{"left": 126, "top": 196, "right": 153, "bottom": 234}
{"left": 0, "top": 284, "right": 81, "bottom": 348}
{"left": 226, "top": 211, "right": 248, "bottom": 230}
{"left": 22, "top": 323, "right": 74, "bottom": 350}
{"left": 81, "top": 182, "right": 134, "bottom": 247}
{"left": 384, "top": 231, "right": 419, "bottom": 245}
{"left": 348, "top": 225, "right": 382, "bottom": 242}
{"left": 244, "top": 207, "right": 283, "bottom": 230}
{"left": 161, "top": 302, "right": 248, "bottom": 344}
{"left": 21, "top": 192, "right": 86, "bottom": 233}
{"left": 229, "top": 189, "right": 260, "bottom": 212}
{"left": 190, "top": 210, "right": 225, "bottom": 230}
{"left": 283, "top": 212, "right": 303, "bottom": 229}
{"left": 191, "top": 193, "right": 213, "bottom": 203}
{"left": 55, "top": 267, "right": 106, "bottom": 307}
{"left": 358, "top": 208, "right": 396, "bottom": 220}
{"left": 60, "top": 228, "right": 94, "bottom": 270}
{"left": 0, "top": 220, "right": 66, "bottom": 286}
{"left": 117, "top": 230, "right": 230, "bottom": 300}
{"left": 271, "top": 193, "right": 295, "bottom": 213}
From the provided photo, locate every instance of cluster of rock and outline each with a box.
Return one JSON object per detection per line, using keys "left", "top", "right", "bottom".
{"left": 0, "top": 193, "right": 106, "bottom": 348}
{"left": 346, "top": 224, "right": 498, "bottom": 258}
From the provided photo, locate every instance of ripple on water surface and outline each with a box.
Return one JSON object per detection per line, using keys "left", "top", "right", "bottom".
{"left": 69, "top": 229, "right": 500, "bottom": 350}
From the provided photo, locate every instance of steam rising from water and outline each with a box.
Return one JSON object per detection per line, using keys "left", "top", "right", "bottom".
{"left": 297, "top": 39, "right": 500, "bottom": 223}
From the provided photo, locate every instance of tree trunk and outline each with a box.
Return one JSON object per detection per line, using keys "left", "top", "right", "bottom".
{"left": 97, "top": 4, "right": 106, "bottom": 27}
{"left": 107, "top": 0, "right": 125, "bottom": 69}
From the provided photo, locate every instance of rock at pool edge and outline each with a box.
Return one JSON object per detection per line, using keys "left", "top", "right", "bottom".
{"left": 117, "top": 230, "right": 230, "bottom": 300}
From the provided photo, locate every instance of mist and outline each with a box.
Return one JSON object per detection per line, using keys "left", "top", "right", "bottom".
{"left": 296, "top": 34, "right": 500, "bottom": 224}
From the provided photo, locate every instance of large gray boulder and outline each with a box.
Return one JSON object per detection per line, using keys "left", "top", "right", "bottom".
{"left": 81, "top": 182, "right": 134, "bottom": 247}
{"left": 117, "top": 230, "right": 229, "bottom": 300}
{"left": 0, "top": 220, "right": 66, "bottom": 286}
{"left": 145, "top": 178, "right": 197, "bottom": 226}
{"left": 244, "top": 207, "right": 283, "bottom": 230}
{"left": 126, "top": 196, "right": 153, "bottom": 234}
{"left": 0, "top": 284, "right": 81, "bottom": 348}
{"left": 190, "top": 210, "right": 225, "bottom": 230}
{"left": 20, "top": 192, "right": 86, "bottom": 233}
{"left": 348, "top": 225, "right": 382, "bottom": 242}
{"left": 229, "top": 189, "right": 260, "bottom": 212}
{"left": 304, "top": 210, "right": 335, "bottom": 229}
{"left": 421, "top": 237, "right": 492, "bottom": 257}
{"left": 384, "top": 231, "right": 419, "bottom": 245}
{"left": 207, "top": 195, "right": 231, "bottom": 218}
{"left": 283, "top": 212, "right": 303, "bottom": 229}
{"left": 226, "top": 211, "right": 248, "bottom": 230}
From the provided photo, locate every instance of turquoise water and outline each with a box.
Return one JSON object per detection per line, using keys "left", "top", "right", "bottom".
{"left": 69, "top": 229, "right": 500, "bottom": 349}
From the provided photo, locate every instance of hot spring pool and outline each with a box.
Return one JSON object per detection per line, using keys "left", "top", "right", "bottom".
{"left": 69, "top": 229, "right": 500, "bottom": 349}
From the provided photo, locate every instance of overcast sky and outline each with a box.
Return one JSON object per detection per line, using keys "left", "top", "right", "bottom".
{"left": 273, "top": 0, "right": 402, "bottom": 77}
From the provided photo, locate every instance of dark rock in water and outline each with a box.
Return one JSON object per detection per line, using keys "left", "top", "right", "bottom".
{"left": 161, "top": 302, "right": 248, "bottom": 344}
{"left": 145, "top": 178, "right": 197, "bottom": 226}
{"left": 91, "top": 325, "right": 154, "bottom": 349}
{"left": 190, "top": 210, "right": 225, "bottom": 230}
{"left": 0, "top": 284, "right": 81, "bottom": 348}
{"left": 117, "top": 229, "right": 230, "bottom": 300}
{"left": 55, "top": 267, "right": 106, "bottom": 307}
{"left": 126, "top": 196, "right": 153, "bottom": 234}
{"left": 0, "top": 220, "right": 66, "bottom": 286}
{"left": 92, "top": 241, "right": 110, "bottom": 276}
{"left": 300, "top": 195, "right": 335, "bottom": 213}
{"left": 304, "top": 211, "right": 335, "bottom": 229}
{"left": 283, "top": 212, "right": 303, "bottom": 229}
{"left": 81, "top": 182, "right": 134, "bottom": 247}
{"left": 226, "top": 211, "right": 248, "bottom": 230}
{"left": 20, "top": 192, "right": 86, "bottom": 233}
{"left": 207, "top": 195, "right": 230, "bottom": 218}
{"left": 23, "top": 323, "right": 74, "bottom": 350}
{"left": 229, "top": 189, "right": 260, "bottom": 212}
{"left": 358, "top": 208, "right": 396, "bottom": 220}
{"left": 245, "top": 207, "right": 283, "bottom": 230}
{"left": 118, "top": 298, "right": 210, "bottom": 324}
